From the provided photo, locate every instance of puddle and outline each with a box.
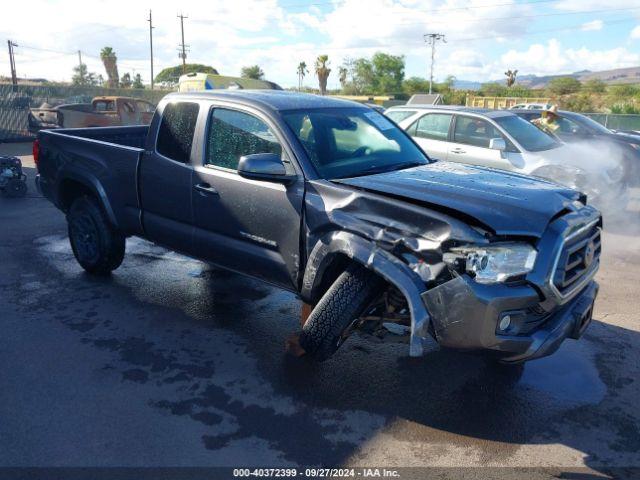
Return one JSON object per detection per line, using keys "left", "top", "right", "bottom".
{"left": 519, "top": 341, "right": 606, "bottom": 405}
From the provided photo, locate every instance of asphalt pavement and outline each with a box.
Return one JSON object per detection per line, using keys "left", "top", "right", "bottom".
{"left": 1, "top": 142, "right": 639, "bottom": 479}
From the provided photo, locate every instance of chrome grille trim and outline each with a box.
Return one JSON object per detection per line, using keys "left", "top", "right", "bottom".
{"left": 548, "top": 219, "right": 601, "bottom": 304}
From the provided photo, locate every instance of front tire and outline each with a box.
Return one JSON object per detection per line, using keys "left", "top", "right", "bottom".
{"left": 300, "top": 263, "right": 386, "bottom": 361}
{"left": 67, "top": 196, "right": 125, "bottom": 275}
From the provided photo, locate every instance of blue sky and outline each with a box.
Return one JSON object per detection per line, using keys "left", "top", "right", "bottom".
{"left": 2, "top": 0, "right": 640, "bottom": 88}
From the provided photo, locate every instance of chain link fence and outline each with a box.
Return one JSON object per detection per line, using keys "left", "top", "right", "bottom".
{"left": 0, "top": 83, "right": 171, "bottom": 142}
{"left": 582, "top": 113, "right": 640, "bottom": 133}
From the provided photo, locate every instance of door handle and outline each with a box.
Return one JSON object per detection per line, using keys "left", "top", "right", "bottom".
{"left": 194, "top": 182, "right": 219, "bottom": 195}
{"left": 451, "top": 148, "right": 466, "bottom": 154}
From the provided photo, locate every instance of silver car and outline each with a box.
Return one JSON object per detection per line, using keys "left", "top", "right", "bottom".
{"left": 385, "top": 105, "right": 624, "bottom": 209}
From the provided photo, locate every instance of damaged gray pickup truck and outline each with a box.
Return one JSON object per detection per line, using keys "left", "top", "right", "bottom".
{"left": 35, "top": 91, "right": 601, "bottom": 363}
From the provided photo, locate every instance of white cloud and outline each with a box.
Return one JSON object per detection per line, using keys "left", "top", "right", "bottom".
{"left": 1, "top": 0, "right": 639, "bottom": 88}
{"left": 553, "top": 0, "right": 640, "bottom": 11}
{"left": 498, "top": 39, "right": 640, "bottom": 77}
{"left": 581, "top": 20, "right": 603, "bottom": 31}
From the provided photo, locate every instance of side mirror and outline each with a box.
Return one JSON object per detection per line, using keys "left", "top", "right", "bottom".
{"left": 489, "top": 138, "right": 506, "bottom": 151}
{"left": 237, "top": 153, "right": 296, "bottom": 184}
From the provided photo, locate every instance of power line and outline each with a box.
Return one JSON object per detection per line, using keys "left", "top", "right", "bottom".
{"left": 276, "top": 0, "right": 562, "bottom": 12}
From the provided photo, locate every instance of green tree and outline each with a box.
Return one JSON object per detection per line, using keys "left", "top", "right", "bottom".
{"left": 480, "top": 82, "right": 507, "bottom": 96}
{"left": 72, "top": 63, "right": 98, "bottom": 86}
{"left": 609, "top": 84, "right": 639, "bottom": 98}
{"left": 120, "top": 72, "right": 132, "bottom": 88}
{"left": 547, "top": 76, "right": 582, "bottom": 95}
{"left": 132, "top": 73, "right": 144, "bottom": 89}
{"left": 402, "top": 76, "right": 431, "bottom": 94}
{"left": 370, "top": 52, "right": 404, "bottom": 94}
{"left": 583, "top": 78, "right": 606, "bottom": 94}
{"left": 100, "top": 47, "right": 119, "bottom": 88}
{"left": 241, "top": 65, "right": 265, "bottom": 80}
{"left": 154, "top": 64, "right": 219, "bottom": 86}
{"left": 315, "top": 55, "right": 331, "bottom": 95}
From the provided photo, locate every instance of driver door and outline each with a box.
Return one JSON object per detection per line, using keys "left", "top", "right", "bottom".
{"left": 191, "top": 106, "right": 304, "bottom": 289}
{"left": 448, "top": 115, "right": 514, "bottom": 171}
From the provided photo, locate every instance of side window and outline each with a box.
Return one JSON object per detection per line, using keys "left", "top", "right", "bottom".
{"left": 412, "top": 113, "right": 452, "bottom": 141}
{"left": 206, "top": 108, "right": 282, "bottom": 170}
{"left": 385, "top": 110, "right": 417, "bottom": 123}
{"left": 453, "top": 116, "right": 503, "bottom": 148}
{"left": 136, "top": 101, "right": 156, "bottom": 113}
{"left": 156, "top": 102, "right": 200, "bottom": 163}
{"left": 556, "top": 117, "right": 584, "bottom": 134}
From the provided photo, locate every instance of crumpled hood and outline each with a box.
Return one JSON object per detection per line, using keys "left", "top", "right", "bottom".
{"left": 333, "top": 161, "right": 582, "bottom": 237}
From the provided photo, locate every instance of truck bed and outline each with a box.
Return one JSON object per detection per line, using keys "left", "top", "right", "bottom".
{"left": 37, "top": 125, "right": 149, "bottom": 235}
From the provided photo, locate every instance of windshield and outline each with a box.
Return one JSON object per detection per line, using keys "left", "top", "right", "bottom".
{"left": 283, "top": 107, "right": 429, "bottom": 179}
{"left": 571, "top": 114, "right": 611, "bottom": 134}
{"left": 494, "top": 115, "right": 561, "bottom": 152}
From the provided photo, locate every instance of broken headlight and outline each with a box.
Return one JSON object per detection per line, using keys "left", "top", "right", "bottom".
{"left": 445, "top": 243, "right": 537, "bottom": 284}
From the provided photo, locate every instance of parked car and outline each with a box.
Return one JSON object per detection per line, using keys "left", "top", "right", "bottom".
{"left": 385, "top": 105, "right": 625, "bottom": 210}
{"left": 28, "top": 96, "right": 156, "bottom": 132}
{"left": 509, "top": 103, "right": 552, "bottom": 110}
{"left": 35, "top": 91, "right": 601, "bottom": 364}
{"left": 512, "top": 108, "right": 640, "bottom": 190}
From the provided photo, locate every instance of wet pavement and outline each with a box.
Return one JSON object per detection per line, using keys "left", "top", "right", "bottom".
{"left": 1, "top": 144, "right": 639, "bottom": 478}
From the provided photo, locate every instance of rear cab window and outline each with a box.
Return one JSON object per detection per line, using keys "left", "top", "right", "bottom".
{"left": 156, "top": 102, "right": 200, "bottom": 163}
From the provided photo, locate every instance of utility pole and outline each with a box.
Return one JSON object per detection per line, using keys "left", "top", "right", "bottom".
{"left": 77, "top": 50, "right": 84, "bottom": 82}
{"left": 424, "top": 33, "right": 445, "bottom": 94}
{"left": 147, "top": 9, "right": 154, "bottom": 90}
{"left": 7, "top": 40, "right": 18, "bottom": 86}
{"left": 177, "top": 13, "right": 189, "bottom": 74}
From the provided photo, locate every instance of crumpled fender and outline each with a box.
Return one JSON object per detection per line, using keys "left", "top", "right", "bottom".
{"left": 301, "top": 230, "right": 432, "bottom": 356}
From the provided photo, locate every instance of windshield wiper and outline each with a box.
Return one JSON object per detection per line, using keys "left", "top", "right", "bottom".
{"left": 348, "top": 160, "right": 425, "bottom": 178}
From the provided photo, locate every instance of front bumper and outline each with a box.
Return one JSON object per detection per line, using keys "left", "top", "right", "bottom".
{"left": 422, "top": 275, "right": 598, "bottom": 363}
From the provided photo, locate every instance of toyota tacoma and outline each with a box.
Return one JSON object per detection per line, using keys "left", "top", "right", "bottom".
{"left": 34, "top": 91, "right": 601, "bottom": 362}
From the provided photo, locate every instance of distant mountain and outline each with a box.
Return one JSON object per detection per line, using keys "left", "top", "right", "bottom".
{"left": 485, "top": 66, "right": 640, "bottom": 89}
{"left": 452, "top": 79, "right": 482, "bottom": 90}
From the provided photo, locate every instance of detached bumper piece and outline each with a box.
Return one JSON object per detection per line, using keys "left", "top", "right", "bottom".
{"left": 422, "top": 275, "right": 598, "bottom": 363}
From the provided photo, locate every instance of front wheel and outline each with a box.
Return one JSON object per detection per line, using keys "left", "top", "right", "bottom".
{"left": 67, "top": 196, "right": 125, "bottom": 275}
{"left": 300, "top": 263, "right": 386, "bottom": 361}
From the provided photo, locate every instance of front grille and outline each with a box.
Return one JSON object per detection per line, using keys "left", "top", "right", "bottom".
{"left": 553, "top": 224, "right": 601, "bottom": 296}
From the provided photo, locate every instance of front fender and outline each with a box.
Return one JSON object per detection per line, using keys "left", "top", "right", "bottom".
{"left": 301, "top": 231, "right": 432, "bottom": 356}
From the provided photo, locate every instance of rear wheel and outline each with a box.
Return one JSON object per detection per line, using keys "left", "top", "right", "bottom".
{"left": 67, "top": 196, "right": 125, "bottom": 275}
{"left": 300, "top": 263, "right": 386, "bottom": 361}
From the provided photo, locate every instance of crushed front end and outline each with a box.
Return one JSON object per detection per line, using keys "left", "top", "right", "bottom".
{"left": 422, "top": 206, "right": 601, "bottom": 362}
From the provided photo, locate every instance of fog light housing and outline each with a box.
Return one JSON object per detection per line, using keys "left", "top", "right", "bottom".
{"left": 499, "top": 315, "right": 511, "bottom": 332}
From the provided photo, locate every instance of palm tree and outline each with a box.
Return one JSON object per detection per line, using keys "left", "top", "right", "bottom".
{"left": 296, "top": 61, "right": 308, "bottom": 91}
{"left": 338, "top": 66, "right": 348, "bottom": 89}
{"left": 505, "top": 69, "right": 518, "bottom": 87}
{"left": 100, "top": 47, "right": 119, "bottom": 88}
{"left": 315, "top": 55, "right": 331, "bottom": 96}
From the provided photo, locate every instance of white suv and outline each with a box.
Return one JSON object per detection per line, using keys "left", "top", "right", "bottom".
{"left": 384, "top": 105, "right": 624, "bottom": 209}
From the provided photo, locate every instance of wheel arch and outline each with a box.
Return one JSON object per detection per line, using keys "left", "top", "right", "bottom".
{"left": 57, "top": 172, "right": 119, "bottom": 229}
{"left": 301, "top": 231, "right": 433, "bottom": 356}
